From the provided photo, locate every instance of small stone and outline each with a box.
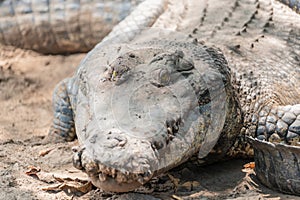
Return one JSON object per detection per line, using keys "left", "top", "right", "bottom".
{"left": 282, "top": 112, "right": 296, "bottom": 125}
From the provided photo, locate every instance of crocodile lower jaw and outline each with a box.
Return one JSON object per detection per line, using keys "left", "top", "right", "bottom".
{"left": 89, "top": 173, "right": 144, "bottom": 192}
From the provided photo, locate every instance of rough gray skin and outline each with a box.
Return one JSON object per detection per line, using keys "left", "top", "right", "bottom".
{"left": 1, "top": 0, "right": 300, "bottom": 195}
{"left": 0, "top": 0, "right": 143, "bottom": 54}
{"left": 57, "top": 38, "right": 243, "bottom": 192}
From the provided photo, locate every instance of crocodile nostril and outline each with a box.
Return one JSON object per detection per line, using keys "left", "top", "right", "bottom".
{"left": 152, "top": 140, "right": 164, "bottom": 150}
{"left": 166, "top": 116, "right": 182, "bottom": 136}
{"left": 167, "top": 127, "right": 173, "bottom": 134}
{"left": 105, "top": 134, "right": 127, "bottom": 148}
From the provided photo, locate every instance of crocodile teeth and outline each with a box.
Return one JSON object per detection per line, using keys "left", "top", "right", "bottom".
{"left": 85, "top": 161, "right": 99, "bottom": 174}
{"left": 98, "top": 163, "right": 105, "bottom": 171}
{"left": 174, "top": 124, "right": 179, "bottom": 131}
{"left": 137, "top": 176, "right": 145, "bottom": 184}
{"left": 167, "top": 127, "right": 173, "bottom": 135}
{"left": 96, "top": 162, "right": 152, "bottom": 184}
{"left": 111, "top": 168, "right": 116, "bottom": 178}
{"left": 116, "top": 172, "right": 128, "bottom": 183}
{"left": 99, "top": 164, "right": 111, "bottom": 174}
{"left": 137, "top": 174, "right": 151, "bottom": 184}
{"left": 72, "top": 152, "right": 83, "bottom": 170}
{"left": 99, "top": 173, "right": 107, "bottom": 182}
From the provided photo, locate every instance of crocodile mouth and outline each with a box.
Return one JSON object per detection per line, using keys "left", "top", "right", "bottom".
{"left": 88, "top": 162, "right": 153, "bottom": 192}
{"left": 72, "top": 146, "right": 154, "bottom": 192}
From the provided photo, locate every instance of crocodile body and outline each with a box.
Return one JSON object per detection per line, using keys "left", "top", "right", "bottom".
{"left": 1, "top": 0, "right": 300, "bottom": 196}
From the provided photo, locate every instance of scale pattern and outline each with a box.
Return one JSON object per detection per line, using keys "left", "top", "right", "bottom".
{"left": 0, "top": 0, "right": 143, "bottom": 53}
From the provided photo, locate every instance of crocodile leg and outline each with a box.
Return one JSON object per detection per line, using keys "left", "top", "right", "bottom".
{"left": 48, "top": 77, "right": 78, "bottom": 142}
{"left": 251, "top": 104, "right": 300, "bottom": 195}
{"left": 256, "top": 104, "right": 300, "bottom": 145}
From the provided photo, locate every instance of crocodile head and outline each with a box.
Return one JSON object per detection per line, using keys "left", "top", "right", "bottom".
{"left": 72, "top": 40, "right": 241, "bottom": 192}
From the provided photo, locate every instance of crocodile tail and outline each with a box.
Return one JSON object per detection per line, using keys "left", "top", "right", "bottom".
{"left": 0, "top": 0, "right": 143, "bottom": 54}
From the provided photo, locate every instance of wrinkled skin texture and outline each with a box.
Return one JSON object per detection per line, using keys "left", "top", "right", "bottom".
{"left": 52, "top": 38, "right": 242, "bottom": 192}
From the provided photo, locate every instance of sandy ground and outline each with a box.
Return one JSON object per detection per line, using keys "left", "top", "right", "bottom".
{"left": 0, "top": 45, "right": 299, "bottom": 200}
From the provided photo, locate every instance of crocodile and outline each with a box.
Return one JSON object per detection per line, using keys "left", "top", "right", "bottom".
{"left": 1, "top": 0, "right": 300, "bottom": 196}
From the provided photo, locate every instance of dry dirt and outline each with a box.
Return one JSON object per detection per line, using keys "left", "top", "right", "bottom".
{"left": 0, "top": 45, "right": 299, "bottom": 200}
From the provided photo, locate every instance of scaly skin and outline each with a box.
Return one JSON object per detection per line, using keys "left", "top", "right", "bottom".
{"left": 1, "top": 0, "right": 299, "bottom": 195}
{"left": 0, "top": 0, "right": 298, "bottom": 54}
{"left": 53, "top": 38, "right": 243, "bottom": 192}
{"left": 49, "top": 0, "right": 300, "bottom": 195}
{"left": 0, "top": 0, "right": 143, "bottom": 54}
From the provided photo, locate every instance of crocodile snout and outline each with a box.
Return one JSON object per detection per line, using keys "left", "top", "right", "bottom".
{"left": 72, "top": 129, "right": 158, "bottom": 192}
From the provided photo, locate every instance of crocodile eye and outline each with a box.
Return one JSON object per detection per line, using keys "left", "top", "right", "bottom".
{"left": 151, "top": 68, "right": 171, "bottom": 87}
{"left": 159, "top": 69, "right": 170, "bottom": 85}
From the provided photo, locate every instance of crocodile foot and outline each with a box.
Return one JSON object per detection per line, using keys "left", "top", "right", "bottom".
{"left": 251, "top": 104, "right": 300, "bottom": 195}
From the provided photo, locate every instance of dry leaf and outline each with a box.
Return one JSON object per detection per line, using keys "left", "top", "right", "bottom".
{"left": 25, "top": 166, "right": 41, "bottom": 175}
{"left": 41, "top": 170, "right": 92, "bottom": 194}
{"left": 39, "top": 148, "right": 54, "bottom": 157}
{"left": 243, "top": 162, "right": 255, "bottom": 169}
{"left": 42, "top": 183, "right": 63, "bottom": 192}
{"left": 59, "top": 181, "right": 93, "bottom": 193}
{"left": 242, "top": 162, "right": 255, "bottom": 173}
{"left": 172, "top": 194, "right": 183, "bottom": 200}
{"left": 42, "top": 181, "right": 92, "bottom": 194}
{"left": 167, "top": 174, "right": 180, "bottom": 187}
